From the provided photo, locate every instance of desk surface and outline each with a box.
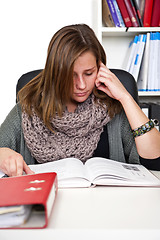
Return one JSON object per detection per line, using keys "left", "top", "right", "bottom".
{"left": 1, "top": 171, "right": 160, "bottom": 240}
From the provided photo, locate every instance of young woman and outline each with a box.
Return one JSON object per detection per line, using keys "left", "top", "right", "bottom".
{"left": 0, "top": 24, "right": 160, "bottom": 177}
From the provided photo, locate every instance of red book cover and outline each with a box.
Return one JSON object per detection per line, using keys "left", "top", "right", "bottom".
{"left": 123, "top": 0, "right": 139, "bottom": 27}
{"left": 116, "top": 0, "right": 133, "bottom": 27}
{"left": 143, "top": 0, "right": 154, "bottom": 27}
{"left": 0, "top": 172, "right": 57, "bottom": 229}
{"left": 151, "top": 0, "right": 160, "bottom": 27}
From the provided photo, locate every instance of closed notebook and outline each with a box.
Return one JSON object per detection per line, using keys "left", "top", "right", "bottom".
{"left": 0, "top": 172, "right": 57, "bottom": 229}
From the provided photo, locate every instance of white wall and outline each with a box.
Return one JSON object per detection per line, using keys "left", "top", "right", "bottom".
{"left": 0, "top": 0, "right": 98, "bottom": 124}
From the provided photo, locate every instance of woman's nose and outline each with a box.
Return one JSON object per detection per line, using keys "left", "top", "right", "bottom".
{"left": 76, "top": 75, "right": 86, "bottom": 90}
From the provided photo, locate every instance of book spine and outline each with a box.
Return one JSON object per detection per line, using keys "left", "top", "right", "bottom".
{"left": 129, "top": 34, "right": 141, "bottom": 74}
{"left": 116, "top": 0, "right": 133, "bottom": 27}
{"left": 112, "top": 0, "right": 125, "bottom": 27}
{"left": 153, "top": 32, "right": 159, "bottom": 91}
{"left": 106, "top": 0, "right": 121, "bottom": 27}
{"left": 137, "top": 33, "right": 150, "bottom": 91}
{"left": 126, "top": 35, "right": 138, "bottom": 72}
{"left": 123, "top": 0, "right": 139, "bottom": 27}
{"left": 143, "top": 0, "right": 154, "bottom": 27}
{"left": 132, "top": 34, "right": 146, "bottom": 81}
{"left": 131, "top": 0, "right": 143, "bottom": 26}
{"left": 147, "top": 33, "right": 155, "bottom": 91}
{"left": 102, "top": 0, "right": 115, "bottom": 27}
{"left": 135, "top": 0, "right": 145, "bottom": 21}
{"left": 158, "top": 32, "right": 160, "bottom": 91}
{"left": 151, "top": 0, "right": 160, "bottom": 27}
{"left": 129, "top": 0, "right": 141, "bottom": 26}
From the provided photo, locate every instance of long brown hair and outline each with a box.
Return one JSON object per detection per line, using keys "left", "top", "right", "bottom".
{"left": 18, "top": 24, "right": 121, "bottom": 131}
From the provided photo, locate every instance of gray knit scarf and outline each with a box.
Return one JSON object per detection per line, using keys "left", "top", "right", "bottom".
{"left": 22, "top": 94, "right": 110, "bottom": 163}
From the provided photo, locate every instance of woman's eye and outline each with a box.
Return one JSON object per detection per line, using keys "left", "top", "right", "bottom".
{"left": 85, "top": 72, "right": 92, "bottom": 76}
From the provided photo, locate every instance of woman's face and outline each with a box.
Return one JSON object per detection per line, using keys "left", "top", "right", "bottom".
{"left": 67, "top": 51, "right": 98, "bottom": 112}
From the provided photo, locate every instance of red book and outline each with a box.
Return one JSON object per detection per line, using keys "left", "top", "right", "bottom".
{"left": 123, "top": 0, "right": 139, "bottom": 27}
{"left": 116, "top": 0, "right": 133, "bottom": 27}
{"left": 143, "top": 0, "right": 154, "bottom": 27}
{"left": 151, "top": 0, "right": 160, "bottom": 27}
{"left": 0, "top": 172, "right": 57, "bottom": 229}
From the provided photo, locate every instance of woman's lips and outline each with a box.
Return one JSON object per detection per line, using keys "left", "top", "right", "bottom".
{"left": 74, "top": 92, "right": 88, "bottom": 97}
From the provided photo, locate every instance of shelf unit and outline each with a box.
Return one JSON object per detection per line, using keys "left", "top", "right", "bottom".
{"left": 94, "top": 0, "right": 160, "bottom": 103}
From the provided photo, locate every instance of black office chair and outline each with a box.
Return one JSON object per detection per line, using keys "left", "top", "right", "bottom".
{"left": 16, "top": 69, "right": 42, "bottom": 99}
{"left": 16, "top": 69, "right": 160, "bottom": 170}
{"left": 16, "top": 69, "right": 139, "bottom": 103}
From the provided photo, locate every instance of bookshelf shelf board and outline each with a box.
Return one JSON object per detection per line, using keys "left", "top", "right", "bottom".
{"left": 101, "top": 27, "right": 160, "bottom": 37}
{"left": 101, "top": 27, "right": 126, "bottom": 32}
{"left": 127, "top": 27, "right": 160, "bottom": 33}
{"left": 138, "top": 91, "right": 160, "bottom": 97}
{"left": 101, "top": 27, "right": 127, "bottom": 37}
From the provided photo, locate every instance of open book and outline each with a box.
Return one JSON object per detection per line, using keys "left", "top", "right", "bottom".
{"left": 27, "top": 157, "right": 160, "bottom": 188}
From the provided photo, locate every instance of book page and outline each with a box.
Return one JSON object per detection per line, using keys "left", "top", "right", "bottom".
{"left": 29, "top": 158, "right": 90, "bottom": 188}
{"left": 0, "top": 205, "right": 32, "bottom": 228}
{"left": 85, "top": 157, "right": 160, "bottom": 186}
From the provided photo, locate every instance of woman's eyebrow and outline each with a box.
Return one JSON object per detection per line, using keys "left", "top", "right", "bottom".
{"left": 85, "top": 66, "right": 96, "bottom": 71}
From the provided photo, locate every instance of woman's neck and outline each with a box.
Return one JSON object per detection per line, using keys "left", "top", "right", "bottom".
{"left": 66, "top": 101, "right": 78, "bottom": 113}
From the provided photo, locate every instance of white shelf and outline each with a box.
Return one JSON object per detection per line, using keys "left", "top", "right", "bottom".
{"left": 127, "top": 27, "right": 160, "bottom": 33}
{"left": 138, "top": 91, "right": 160, "bottom": 97}
{"left": 101, "top": 27, "right": 160, "bottom": 37}
{"left": 101, "top": 27, "right": 126, "bottom": 37}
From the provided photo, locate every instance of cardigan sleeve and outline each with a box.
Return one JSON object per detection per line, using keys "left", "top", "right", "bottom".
{"left": 0, "top": 104, "right": 36, "bottom": 165}
{"left": 0, "top": 104, "right": 22, "bottom": 152}
{"left": 120, "top": 111, "right": 140, "bottom": 164}
{"left": 107, "top": 110, "right": 140, "bottom": 164}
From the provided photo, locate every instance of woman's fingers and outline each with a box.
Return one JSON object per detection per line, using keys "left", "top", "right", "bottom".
{"left": 0, "top": 148, "right": 34, "bottom": 177}
{"left": 95, "top": 62, "right": 130, "bottom": 102}
{"left": 23, "top": 161, "right": 35, "bottom": 175}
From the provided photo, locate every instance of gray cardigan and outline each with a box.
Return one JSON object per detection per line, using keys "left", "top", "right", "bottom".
{"left": 0, "top": 104, "right": 140, "bottom": 165}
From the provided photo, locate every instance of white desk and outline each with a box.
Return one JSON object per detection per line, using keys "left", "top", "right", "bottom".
{"left": 1, "top": 171, "right": 160, "bottom": 240}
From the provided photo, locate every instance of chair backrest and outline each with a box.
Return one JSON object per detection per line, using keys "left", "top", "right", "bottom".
{"left": 16, "top": 69, "right": 139, "bottom": 103}
{"left": 16, "top": 69, "right": 42, "bottom": 99}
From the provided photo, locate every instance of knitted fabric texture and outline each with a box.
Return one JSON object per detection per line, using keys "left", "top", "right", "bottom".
{"left": 22, "top": 95, "right": 110, "bottom": 163}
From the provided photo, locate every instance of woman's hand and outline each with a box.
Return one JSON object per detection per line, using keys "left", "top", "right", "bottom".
{"left": 95, "top": 62, "right": 130, "bottom": 103}
{"left": 0, "top": 147, "right": 34, "bottom": 177}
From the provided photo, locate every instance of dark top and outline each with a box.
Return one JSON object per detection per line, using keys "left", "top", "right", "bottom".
{"left": 93, "top": 125, "right": 160, "bottom": 171}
